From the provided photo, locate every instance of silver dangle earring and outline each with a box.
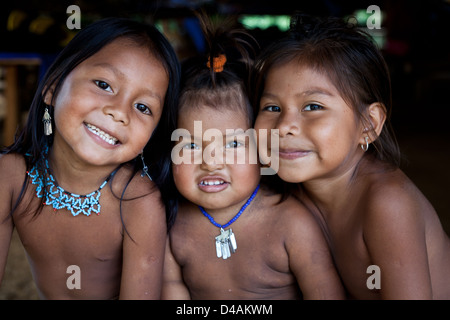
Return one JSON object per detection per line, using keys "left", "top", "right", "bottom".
{"left": 140, "top": 153, "right": 152, "bottom": 181}
{"left": 361, "top": 136, "right": 369, "bottom": 152}
{"left": 43, "top": 106, "right": 52, "bottom": 136}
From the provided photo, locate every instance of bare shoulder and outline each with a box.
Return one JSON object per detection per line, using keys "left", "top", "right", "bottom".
{"left": 114, "top": 164, "right": 162, "bottom": 200}
{"left": 0, "top": 152, "right": 26, "bottom": 174}
{"left": 0, "top": 153, "right": 27, "bottom": 190}
{"left": 169, "top": 200, "right": 198, "bottom": 235}
{"left": 113, "top": 165, "right": 164, "bottom": 222}
{"left": 364, "top": 167, "right": 433, "bottom": 220}
{"left": 259, "top": 185, "right": 320, "bottom": 235}
{"left": 361, "top": 167, "right": 434, "bottom": 242}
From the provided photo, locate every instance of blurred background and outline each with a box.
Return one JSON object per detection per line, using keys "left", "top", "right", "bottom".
{"left": 0, "top": 0, "right": 449, "bottom": 299}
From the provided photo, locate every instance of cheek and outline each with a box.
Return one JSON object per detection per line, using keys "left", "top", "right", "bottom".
{"left": 255, "top": 124, "right": 276, "bottom": 162}
{"left": 173, "top": 164, "right": 195, "bottom": 193}
{"left": 229, "top": 163, "right": 260, "bottom": 186}
{"left": 130, "top": 120, "right": 156, "bottom": 150}
{"left": 319, "top": 118, "right": 359, "bottom": 152}
{"left": 254, "top": 117, "right": 273, "bottom": 132}
{"left": 52, "top": 102, "right": 81, "bottom": 136}
{"left": 52, "top": 90, "right": 92, "bottom": 132}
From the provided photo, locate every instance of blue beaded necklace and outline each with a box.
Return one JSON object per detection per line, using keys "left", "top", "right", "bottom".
{"left": 198, "top": 184, "right": 260, "bottom": 259}
{"left": 27, "top": 147, "right": 117, "bottom": 216}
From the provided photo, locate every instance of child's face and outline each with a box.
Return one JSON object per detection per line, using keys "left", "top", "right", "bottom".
{"left": 173, "top": 106, "right": 260, "bottom": 211}
{"left": 46, "top": 37, "right": 169, "bottom": 167}
{"left": 254, "top": 62, "right": 364, "bottom": 184}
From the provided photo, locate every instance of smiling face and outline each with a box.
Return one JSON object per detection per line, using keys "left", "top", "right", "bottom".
{"left": 172, "top": 105, "right": 260, "bottom": 211}
{"left": 254, "top": 61, "right": 365, "bottom": 184}
{"left": 45, "top": 37, "right": 169, "bottom": 168}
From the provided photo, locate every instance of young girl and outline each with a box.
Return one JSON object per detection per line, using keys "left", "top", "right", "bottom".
{"left": 162, "top": 13, "right": 344, "bottom": 300}
{"left": 0, "top": 17, "right": 180, "bottom": 299}
{"left": 252, "top": 13, "right": 450, "bottom": 299}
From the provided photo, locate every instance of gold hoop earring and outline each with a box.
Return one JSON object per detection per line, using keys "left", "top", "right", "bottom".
{"left": 361, "top": 136, "right": 369, "bottom": 152}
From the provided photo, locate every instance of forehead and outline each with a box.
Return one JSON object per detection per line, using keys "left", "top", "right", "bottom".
{"left": 178, "top": 105, "right": 250, "bottom": 131}
{"left": 78, "top": 37, "right": 161, "bottom": 70}
{"left": 265, "top": 61, "right": 338, "bottom": 94}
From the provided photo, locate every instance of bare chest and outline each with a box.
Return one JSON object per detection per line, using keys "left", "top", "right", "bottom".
{"left": 170, "top": 219, "right": 300, "bottom": 299}
{"left": 326, "top": 217, "right": 380, "bottom": 299}
{"left": 14, "top": 192, "right": 124, "bottom": 265}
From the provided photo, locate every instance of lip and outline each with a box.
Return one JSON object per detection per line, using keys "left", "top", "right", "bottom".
{"left": 198, "top": 175, "right": 229, "bottom": 193}
{"left": 84, "top": 122, "right": 121, "bottom": 148}
{"left": 278, "top": 148, "right": 311, "bottom": 160}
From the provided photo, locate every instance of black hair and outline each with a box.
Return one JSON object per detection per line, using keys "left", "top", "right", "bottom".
{"left": 167, "top": 11, "right": 259, "bottom": 214}
{"left": 2, "top": 17, "right": 180, "bottom": 230}
{"left": 252, "top": 12, "right": 401, "bottom": 167}
{"left": 178, "top": 11, "right": 258, "bottom": 125}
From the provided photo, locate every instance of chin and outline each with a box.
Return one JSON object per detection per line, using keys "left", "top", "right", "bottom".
{"left": 277, "top": 170, "right": 304, "bottom": 183}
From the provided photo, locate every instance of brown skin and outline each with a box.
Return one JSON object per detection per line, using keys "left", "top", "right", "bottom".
{"left": 163, "top": 185, "right": 345, "bottom": 300}
{"left": 0, "top": 154, "right": 166, "bottom": 299}
{"left": 295, "top": 156, "right": 450, "bottom": 299}
{"left": 162, "top": 105, "right": 344, "bottom": 300}
{"left": 255, "top": 62, "right": 450, "bottom": 299}
{"left": 162, "top": 106, "right": 344, "bottom": 299}
{"left": 0, "top": 38, "right": 169, "bottom": 299}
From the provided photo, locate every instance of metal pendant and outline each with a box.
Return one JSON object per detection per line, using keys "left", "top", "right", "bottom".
{"left": 42, "top": 107, "right": 52, "bottom": 136}
{"left": 215, "top": 228, "right": 237, "bottom": 260}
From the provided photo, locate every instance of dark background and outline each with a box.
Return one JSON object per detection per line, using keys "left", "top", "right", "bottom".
{"left": 0, "top": 0, "right": 449, "bottom": 299}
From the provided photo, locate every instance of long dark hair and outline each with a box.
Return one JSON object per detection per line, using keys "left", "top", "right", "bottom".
{"left": 2, "top": 17, "right": 180, "bottom": 229}
{"left": 252, "top": 13, "right": 401, "bottom": 167}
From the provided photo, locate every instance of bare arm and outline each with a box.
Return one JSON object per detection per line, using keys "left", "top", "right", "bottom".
{"left": 0, "top": 206, "right": 14, "bottom": 285}
{"left": 119, "top": 176, "right": 167, "bottom": 299}
{"left": 161, "top": 236, "right": 191, "bottom": 299}
{"left": 0, "top": 154, "right": 20, "bottom": 284}
{"left": 364, "top": 187, "right": 433, "bottom": 299}
{"left": 286, "top": 205, "right": 345, "bottom": 300}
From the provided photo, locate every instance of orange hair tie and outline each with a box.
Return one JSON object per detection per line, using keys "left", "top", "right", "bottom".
{"left": 207, "top": 54, "right": 227, "bottom": 72}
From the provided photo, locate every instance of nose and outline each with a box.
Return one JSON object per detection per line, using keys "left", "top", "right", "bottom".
{"left": 103, "top": 95, "right": 130, "bottom": 125}
{"left": 277, "top": 108, "right": 300, "bottom": 137}
{"left": 200, "top": 144, "right": 225, "bottom": 171}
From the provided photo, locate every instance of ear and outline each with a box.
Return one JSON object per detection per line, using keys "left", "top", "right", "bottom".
{"left": 42, "top": 84, "right": 56, "bottom": 106}
{"left": 359, "top": 102, "right": 386, "bottom": 145}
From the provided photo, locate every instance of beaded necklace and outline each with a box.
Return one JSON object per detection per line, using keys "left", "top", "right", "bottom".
{"left": 198, "top": 184, "right": 260, "bottom": 259}
{"left": 27, "top": 147, "right": 118, "bottom": 216}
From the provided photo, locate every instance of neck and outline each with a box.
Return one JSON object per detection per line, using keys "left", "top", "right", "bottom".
{"left": 296, "top": 158, "right": 364, "bottom": 219}
{"left": 199, "top": 184, "right": 260, "bottom": 228}
{"left": 47, "top": 144, "right": 120, "bottom": 195}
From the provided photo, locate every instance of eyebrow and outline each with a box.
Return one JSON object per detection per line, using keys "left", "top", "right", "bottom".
{"left": 225, "top": 131, "right": 251, "bottom": 138}
{"left": 301, "top": 87, "right": 334, "bottom": 97}
{"left": 262, "top": 87, "right": 335, "bottom": 99}
{"left": 94, "top": 62, "right": 125, "bottom": 79}
{"left": 177, "top": 132, "right": 201, "bottom": 140}
{"left": 93, "top": 62, "right": 163, "bottom": 104}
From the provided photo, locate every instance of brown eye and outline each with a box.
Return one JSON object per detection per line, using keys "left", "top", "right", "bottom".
{"left": 303, "top": 104, "right": 323, "bottom": 111}
{"left": 94, "top": 80, "right": 112, "bottom": 92}
{"left": 262, "top": 105, "right": 281, "bottom": 112}
{"left": 135, "top": 103, "right": 151, "bottom": 115}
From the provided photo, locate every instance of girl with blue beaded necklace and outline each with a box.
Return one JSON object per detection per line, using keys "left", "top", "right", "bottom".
{"left": 0, "top": 17, "right": 180, "bottom": 299}
{"left": 161, "top": 12, "right": 344, "bottom": 300}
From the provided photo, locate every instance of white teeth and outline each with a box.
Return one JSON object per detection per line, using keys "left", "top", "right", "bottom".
{"left": 86, "top": 123, "right": 118, "bottom": 145}
{"left": 200, "top": 180, "right": 225, "bottom": 186}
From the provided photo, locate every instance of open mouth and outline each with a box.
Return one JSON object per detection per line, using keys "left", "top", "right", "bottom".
{"left": 85, "top": 123, "right": 119, "bottom": 146}
{"left": 198, "top": 177, "right": 229, "bottom": 192}
{"left": 199, "top": 179, "right": 226, "bottom": 186}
